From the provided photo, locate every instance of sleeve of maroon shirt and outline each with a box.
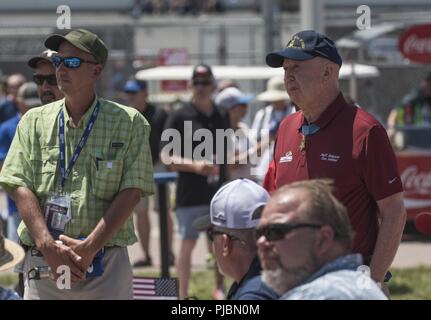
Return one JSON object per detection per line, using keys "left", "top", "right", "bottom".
{"left": 362, "top": 125, "right": 404, "bottom": 201}
{"left": 263, "top": 159, "right": 277, "bottom": 192}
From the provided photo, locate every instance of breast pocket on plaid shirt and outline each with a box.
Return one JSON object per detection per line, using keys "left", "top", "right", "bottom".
{"left": 31, "top": 147, "right": 59, "bottom": 195}
{"left": 91, "top": 157, "right": 124, "bottom": 201}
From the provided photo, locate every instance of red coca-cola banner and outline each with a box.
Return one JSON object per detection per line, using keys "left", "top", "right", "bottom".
{"left": 396, "top": 152, "right": 431, "bottom": 221}
{"left": 159, "top": 48, "right": 189, "bottom": 91}
{"left": 399, "top": 24, "right": 431, "bottom": 63}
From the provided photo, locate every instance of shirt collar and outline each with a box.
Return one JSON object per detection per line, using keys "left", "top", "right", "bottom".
{"left": 297, "top": 92, "right": 347, "bottom": 132}
{"left": 226, "top": 256, "right": 261, "bottom": 299}
{"left": 62, "top": 95, "right": 98, "bottom": 129}
{"left": 303, "top": 253, "right": 363, "bottom": 285}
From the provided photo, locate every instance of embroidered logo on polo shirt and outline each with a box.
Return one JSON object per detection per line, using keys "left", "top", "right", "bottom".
{"left": 388, "top": 177, "right": 398, "bottom": 184}
{"left": 280, "top": 151, "right": 293, "bottom": 163}
{"left": 320, "top": 153, "right": 340, "bottom": 162}
{"left": 111, "top": 142, "right": 124, "bottom": 148}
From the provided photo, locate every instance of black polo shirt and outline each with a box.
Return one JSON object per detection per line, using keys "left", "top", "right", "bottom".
{"left": 162, "top": 102, "right": 229, "bottom": 207}
{"left": 226, "top": 257, "right": 279, "bottom": 300}
{"left": 142, "top": 103, "right": 168, "bottom": 164}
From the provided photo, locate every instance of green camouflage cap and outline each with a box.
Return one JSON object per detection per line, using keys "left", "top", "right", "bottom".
{"left": 44, "top": 28, "right": 108, "bottom": 66}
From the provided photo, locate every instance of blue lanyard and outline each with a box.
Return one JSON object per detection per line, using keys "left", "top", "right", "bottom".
{"left": 59, "top": 101, "right": 100, "bottom": 190}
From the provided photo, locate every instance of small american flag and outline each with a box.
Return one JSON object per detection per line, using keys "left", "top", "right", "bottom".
{"left": 133, "top": 277, "right": 179, "bottom": 300}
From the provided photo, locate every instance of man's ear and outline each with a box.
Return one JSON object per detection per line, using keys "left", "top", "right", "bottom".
{"left": 314, "top": 225, "right": 335, "bottom": 257}
{"left": 92, "top": 64, "right": 103, "bottom": 79}
{"left": 222, "top": 234, "right": 233, "bottom": 257}
{"left": 322, "top": 63, "right": 333, "bottom": 82}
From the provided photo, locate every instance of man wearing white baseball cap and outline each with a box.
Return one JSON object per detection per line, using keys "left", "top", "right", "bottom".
{"left": 193, "top": 178, "right": 279, "bottom": 300}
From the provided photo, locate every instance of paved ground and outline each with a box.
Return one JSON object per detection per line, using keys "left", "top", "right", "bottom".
{"left": 392, "top": 234, "right": 431, "bottom": 268}
{"left": 128, "top": 207, "right": 209, "bottom": 272}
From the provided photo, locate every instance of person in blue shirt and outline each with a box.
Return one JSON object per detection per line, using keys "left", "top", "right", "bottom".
{"left": 0, "top": 82, "right": 41, "bottom": 243}
{"left": 194, "top": 179, "right": 279, "bottom": 300}
{"left": 257, "top": 179, "right": 387, "bottom": 300}
{"left": 0, "top": 74, "right": 26, "bottom": 125}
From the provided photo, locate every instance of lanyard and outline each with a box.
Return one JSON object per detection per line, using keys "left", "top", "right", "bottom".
{"left": 59, "top": 101, "right": 100, "bottom": 190}
{"left": 299, "top": 124, "right": 320, "bottom": 152}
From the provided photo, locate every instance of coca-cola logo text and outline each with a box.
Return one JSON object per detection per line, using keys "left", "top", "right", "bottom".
{"left": 401, "top": 166, "right": 431, "bottom": 195}
{"left": 399, "top": 24, "right": 431, "bottom": 63}
{"left": 403, "top": 35, "right": 431, "bottom": 55}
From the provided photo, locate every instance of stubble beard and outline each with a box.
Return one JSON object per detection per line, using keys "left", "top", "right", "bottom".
{"left": 262, "top": 253, "right": 319, "bottom": 295}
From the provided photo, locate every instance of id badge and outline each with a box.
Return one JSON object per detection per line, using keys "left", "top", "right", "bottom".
{"left": 44, "top": 193, "right": 72, "bottom": 239}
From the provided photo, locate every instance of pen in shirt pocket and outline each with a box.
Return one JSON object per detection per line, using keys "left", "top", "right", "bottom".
{"left": 95, "top": 157, "right": 103, "bottom": 170}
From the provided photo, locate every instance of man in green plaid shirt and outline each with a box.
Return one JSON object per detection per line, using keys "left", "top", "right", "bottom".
{"left": 0, "top": 29, "right": 154, "bottom": 299}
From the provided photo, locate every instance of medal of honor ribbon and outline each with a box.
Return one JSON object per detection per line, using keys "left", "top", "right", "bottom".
{"left": 299, "top": 134, "right": 306, "bottom": 151}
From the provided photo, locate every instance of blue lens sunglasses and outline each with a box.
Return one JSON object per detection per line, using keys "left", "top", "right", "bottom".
{"left": 52, "top": 56, "right": 99, "bottom": 68}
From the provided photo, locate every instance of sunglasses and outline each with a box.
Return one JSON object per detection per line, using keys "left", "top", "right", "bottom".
{"left": 256, "top": 223, "right": 323, "bottom": 242}
{"left": 33, "top": 74, "right": 57, "bottom": 86}
{"left": 51, "top": 56, "right": 99, "bottom": 69}
{"left": 207, "top": 228, "right": 245, "bottom": 244}
{"left": 193, "top": 80, "right": 213, "bottom": 86}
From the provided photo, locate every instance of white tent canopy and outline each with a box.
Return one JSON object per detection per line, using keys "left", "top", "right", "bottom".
{"left": 136, "top": 64, "right": 380, "bottom": 81}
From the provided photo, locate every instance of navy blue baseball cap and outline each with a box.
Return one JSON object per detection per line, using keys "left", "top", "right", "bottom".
{"left": 123, "top": 79, "right": 147, "bottom": 93}
{"left": 266, "top": 30, "right": 342, "bottom": 68}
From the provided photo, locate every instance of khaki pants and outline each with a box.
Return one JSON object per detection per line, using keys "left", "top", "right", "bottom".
{"left": 23, "top": 247, "right": 133, "bottom": 300}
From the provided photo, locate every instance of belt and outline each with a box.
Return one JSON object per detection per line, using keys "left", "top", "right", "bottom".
{"left": 22, "top": 243, "right": 120, "bottom": 257}
{"left": 22, "top": 245, "right": 43, "bottom": 257}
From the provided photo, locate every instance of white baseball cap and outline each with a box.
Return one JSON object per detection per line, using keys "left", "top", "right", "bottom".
{"left": 193, "top": 178, "right": 269, "bottom": 230}
{"left": 215, "top": 87, "right": 254, "bottom": 111}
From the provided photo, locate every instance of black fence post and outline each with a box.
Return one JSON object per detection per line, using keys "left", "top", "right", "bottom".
{"left": 154, "top": 172, "right": 177, "bottom": 278}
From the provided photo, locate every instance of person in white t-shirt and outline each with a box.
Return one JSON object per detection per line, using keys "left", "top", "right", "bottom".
{"left": 251, "top": 77, "right": 295, "bottom": 182}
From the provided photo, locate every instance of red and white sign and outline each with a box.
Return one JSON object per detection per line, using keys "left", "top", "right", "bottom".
{"left": 396, "top": 152, "right": 431, "bottom": 221}
{"left": 159, "top": 48, "right": 189, "bottom": 91}
{"left": 399, "top": 24, "right": 431, "bottom": 63}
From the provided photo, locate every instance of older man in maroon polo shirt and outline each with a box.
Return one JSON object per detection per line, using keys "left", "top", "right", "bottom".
{"left": 262, "top": 30, "right": 406, "bottom": 292}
